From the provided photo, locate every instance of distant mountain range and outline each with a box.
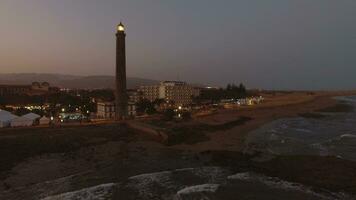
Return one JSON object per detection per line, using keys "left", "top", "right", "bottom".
{"left": 0, "top": 73, "right": 159, "bottom": 89}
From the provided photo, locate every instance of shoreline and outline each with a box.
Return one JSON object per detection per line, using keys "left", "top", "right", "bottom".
{"left": 1, "top": 91, "right": 356, "bottom": 199}
{"left": 171, "top": 91, "right": 356, "bottom": 152}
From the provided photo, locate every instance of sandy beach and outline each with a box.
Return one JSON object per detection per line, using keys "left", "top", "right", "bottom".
{"left": 172, "top": 91, "right": 356, "bottom": 152}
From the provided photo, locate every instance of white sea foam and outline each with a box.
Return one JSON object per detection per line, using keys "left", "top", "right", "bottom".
{"left": 128, "top": 170, "right": 171, "bottom": 181}
{"left": 176, "top": 184, "right": 220, "bottom": 196}
{"left": 227, "top": 172, "right": 251, "bottom": 180}
{"left": 40, "top": 183, "right": 116, "bottom": 200}
{"left": 127, "top": 170, "right": 174, "bottom": 198}
{"left": 334, "top": 96, "right": 356, "bottom": 103}
{"left": 294, "top": 128, "right": 313, "bottom": 133}
{"left": 340, "top": 134, "right": 356, "bottom": 139}
{"left": 127, "top": 167, "right": 228, "bottom": 199}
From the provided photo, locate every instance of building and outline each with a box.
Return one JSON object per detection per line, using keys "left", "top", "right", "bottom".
{"left": 0, "top": 110, "right": 17, "bottom": 128}
{"left": 128, "top": 89, "right": 142, "bottom": 103}
{"left": 138, "top": 81, "right": 200, "bottom": 106}
{"left": 0, "top": 85, "right": 31, "bottom": 96}
{"left": 0, "top": 82, "right": 58, "bottom": 96}
{"left": 97, "top": 102, "right": 115, "bottom": 119}
{"left": 138, "top": 85, "right": 159, "bottom": 102}
{"left": 96, "top": 101, "right": 136, "bottom": 120}
{"left": 115, "top": 22, "right": 128, "bottom": 120}
{"left": 10, "top": 116, "right": 34, "bottom": 127}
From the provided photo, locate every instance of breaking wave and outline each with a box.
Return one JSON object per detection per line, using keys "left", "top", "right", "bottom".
{"left": 40, "top": 183, "right": 116, "bottom": 200}
{"left": 340, "top": 134, "right": 356, "bottom": 139}
{"left": 176, "top": 184, "right": 220, "bottom": 199}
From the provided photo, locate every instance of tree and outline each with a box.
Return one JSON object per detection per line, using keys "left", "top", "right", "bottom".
{"left": 136, "top": 99, "right": 156, "bottom": 115}
{"left": 163, "top": 109, "right": 175, "bottom": 121}
{"left": 239, "top": 83, "right": 247, "bottom": 95}
{"left": 153, "top": 98, "right": 165, "bottom": 106}
{"left": 146, "top": 106, "right": 157, "bottom": 115}
{"left": 14, "top": 108, "right": 31, "bottom": 116}
{"left": 32, "top": 109, "right": 44, "bottom": 116}
{"left": 181, "top": 111, "right": 191, "bottom": 121}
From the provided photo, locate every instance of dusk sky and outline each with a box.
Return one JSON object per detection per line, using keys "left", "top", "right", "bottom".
{"left": 0, "top": 0, "right": 355, "bottom": 90}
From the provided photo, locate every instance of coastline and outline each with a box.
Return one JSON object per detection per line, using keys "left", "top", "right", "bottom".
{"left": 1, "top": 91, "right": 356, "bottom": 199}
{"left": 171, "top": 91, "right": 356, "bottom": 152}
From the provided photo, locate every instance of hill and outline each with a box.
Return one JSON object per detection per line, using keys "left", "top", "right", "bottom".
{"left": 0, "top": 73, "right": 159, "bottom": 89}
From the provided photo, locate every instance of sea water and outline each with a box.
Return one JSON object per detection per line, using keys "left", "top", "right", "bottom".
{"left": 244, "top": 96, "right": 356, "bottom": 161}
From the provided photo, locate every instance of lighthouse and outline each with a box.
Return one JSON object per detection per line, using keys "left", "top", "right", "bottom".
{"left": 115, "top": 22, "right": 128, "bottom": 120}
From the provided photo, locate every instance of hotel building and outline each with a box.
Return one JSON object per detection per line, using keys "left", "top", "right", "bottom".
{"left": 0, "top": 82, "right": 58, "bottom": 96}
{"left": 138, "top": 81, "right": 200, "bottom": 106}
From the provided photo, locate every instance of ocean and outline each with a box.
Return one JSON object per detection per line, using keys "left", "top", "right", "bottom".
{"left": 244, "top": 96, "right": 356, "bottom": 161}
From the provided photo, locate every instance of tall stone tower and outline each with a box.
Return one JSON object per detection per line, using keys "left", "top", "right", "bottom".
{"left": 115, "top": 22, "right": 128, "bottom": 120}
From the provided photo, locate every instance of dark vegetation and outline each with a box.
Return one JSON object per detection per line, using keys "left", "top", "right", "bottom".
{"left": 163, "top": 109, "right": 175, "bottom": 121}
{"left": 165, "top": 116, "right": 252, "bottom": 145}
{"left": 0, "top": 90, "right": 111, "bottom": 116}
{"left": 195, "top": 83, "right": 248, "bottom": 104}
{"left": 0, "top": 124, "right": 133, "bottom": 179}
{"left": 135, "top": 99, "right": 158, "bottom": 115}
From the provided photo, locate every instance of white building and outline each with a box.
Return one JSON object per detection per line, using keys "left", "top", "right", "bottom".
{"left": 96, "top": 102, "right": 136, "bottom": 120}
{"left": 138, "top": 81, "right": 200, "bottom": 106}
{"left": 11, "top": 116, "right": 34, "bottom": 127}
{"left": 39, "top": 116, "right": 51, "bottom": 125}
{"left": 22, "top": 113, "right": 41, "bottom": 124}
{"left": 97, "top": 102, "right": 115, "bottom": 119}
{"left": 0, "top": 110, "right": 17, "bottom": 128}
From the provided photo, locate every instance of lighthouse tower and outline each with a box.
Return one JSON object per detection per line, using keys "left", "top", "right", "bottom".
{"left": 115, "top": 22, "right": 128, "bottom": 120}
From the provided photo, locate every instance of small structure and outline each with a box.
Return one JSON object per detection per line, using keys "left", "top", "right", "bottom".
{"left": 58, "top": 112, "right": 84, "bottom": 123}
{"left": 22, "top": 113, "right": 41, "bottom": 125}
{"left": 0, "top": 110, "right": 17, "bottom": 128}
{"left": 128, "top": 102, "right": 136, "bottom": 116}
{"left": 97, "top": 102, "right": 115, "bottom": 119}
{"left": 39, "top": 116, "right": 50, "bottom": 125}
{"left": 96, "top": 101, "right": 136, "bottom": 120}
{"left": 10, "top": 116, "right": 33, "bottom": 127}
